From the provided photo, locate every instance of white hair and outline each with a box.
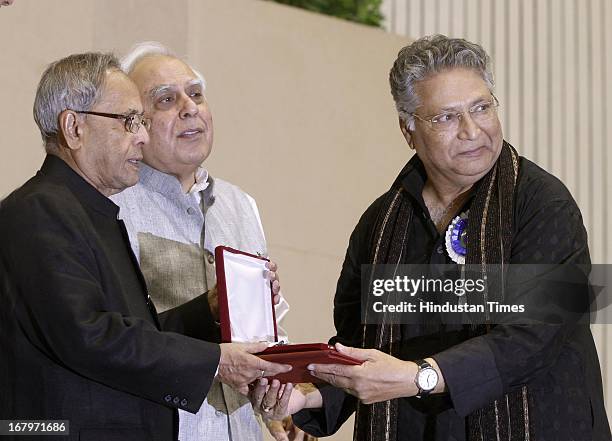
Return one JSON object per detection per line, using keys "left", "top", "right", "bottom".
{"left": 120, "top": 41, "right": 206, "bottom": 90}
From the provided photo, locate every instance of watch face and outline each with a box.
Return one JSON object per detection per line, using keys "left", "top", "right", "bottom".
{"left": 418, "top": 368, "right": 439, "bottom": 391}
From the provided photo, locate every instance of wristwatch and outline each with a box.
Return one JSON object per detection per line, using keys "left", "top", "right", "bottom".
{"left": 414, "top": 359, "right": 439, "bottom": 398}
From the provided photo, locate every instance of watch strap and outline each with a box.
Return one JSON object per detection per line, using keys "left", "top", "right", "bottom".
{"left": 415, "top": 359, "right": 431, "bottom": 369}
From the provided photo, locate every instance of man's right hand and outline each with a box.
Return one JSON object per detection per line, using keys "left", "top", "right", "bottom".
{"left": 217, "top": 342, "right": 292, "bottom": 391}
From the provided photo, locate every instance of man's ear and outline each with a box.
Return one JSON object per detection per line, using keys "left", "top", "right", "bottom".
{"left": 399, "top": 117, "right": 415, "bottom": 150}
{"left": 58, "top": 110, "right": 83, "bottom": 150}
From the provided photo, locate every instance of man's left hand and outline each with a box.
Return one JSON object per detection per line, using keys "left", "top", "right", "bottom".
{"left": 307, "top": 343, "right": 419, "bottom": 404}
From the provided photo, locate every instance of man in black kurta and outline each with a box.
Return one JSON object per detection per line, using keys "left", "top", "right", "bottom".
{"left": 251, "top": 35, "right": 610, "bottom": 441}
{"left": 292, "top": 153, "right": 610, "bottom": 441}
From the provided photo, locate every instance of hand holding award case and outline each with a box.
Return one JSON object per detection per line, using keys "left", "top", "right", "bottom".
{"left": 215, "top": 246, "right": 361, "bottom": 383}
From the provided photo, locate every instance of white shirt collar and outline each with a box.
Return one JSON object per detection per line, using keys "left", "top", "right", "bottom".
{"left": 188, "top": 167, "right": 209, "bottom": 194}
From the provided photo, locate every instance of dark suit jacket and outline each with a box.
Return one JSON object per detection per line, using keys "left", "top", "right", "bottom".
{"left": 0, "top": 155, "right": 222, "bottom": 441}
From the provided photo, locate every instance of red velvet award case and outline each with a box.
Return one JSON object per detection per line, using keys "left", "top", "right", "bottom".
{"left": 215, "top": 246, "right": 361, "bottom": 383}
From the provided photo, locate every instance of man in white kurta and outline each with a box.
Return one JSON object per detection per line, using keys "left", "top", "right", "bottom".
{"left": 111, "top": 42, "right": 288, "bottom": 441}
{"left": 113, "top": 163, "right": 275, "bottom": 441}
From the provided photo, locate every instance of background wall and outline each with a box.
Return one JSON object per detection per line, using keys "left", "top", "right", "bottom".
{"left": 0, "top": 0, "right": 609, "bottom": 438}
{"left": 381, "top": 0, "right": 611, "bottom": 430}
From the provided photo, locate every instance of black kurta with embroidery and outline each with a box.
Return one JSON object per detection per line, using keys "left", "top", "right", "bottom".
{"left": 293, "top": 155, "right": 610, "bottom": 441}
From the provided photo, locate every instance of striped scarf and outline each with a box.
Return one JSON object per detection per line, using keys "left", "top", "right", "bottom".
{"left": 355, "top": 142, "right": 532, "bottom": 441}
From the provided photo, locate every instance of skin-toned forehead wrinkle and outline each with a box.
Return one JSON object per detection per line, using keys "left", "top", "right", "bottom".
{"left": 121, "top": 41, "right": 207, "bottom": 92}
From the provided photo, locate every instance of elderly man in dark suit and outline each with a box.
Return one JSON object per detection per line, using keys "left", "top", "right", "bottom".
{"left": 0, "top": 52, "right": 290, "bottom": 441}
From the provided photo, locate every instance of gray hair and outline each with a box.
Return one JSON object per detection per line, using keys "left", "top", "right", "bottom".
{"left": 389, "top": 34, "right": 494, "bottom": 130}
{"left": 120, "top": 41, "right": 206, "bottom": 89}
{"left": 33, "top": 52, "right": 120, "bottom": 148}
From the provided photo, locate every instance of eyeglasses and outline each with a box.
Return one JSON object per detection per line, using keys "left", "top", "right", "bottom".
{"left": 410, "top": 95, "right": 500, "bottom": 132}
{"left": 74, "top": 110, "right": 151, "bottom": 134}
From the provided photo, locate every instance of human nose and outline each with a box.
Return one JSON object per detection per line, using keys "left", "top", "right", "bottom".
{"left": 134, "top": 123, "right": 149, "bottom": 146}
{"left": 179, "top": 93, "right": 199, "bottom": 119}
{"left": 457, "top": 111, "right": 481, "bottom": 140}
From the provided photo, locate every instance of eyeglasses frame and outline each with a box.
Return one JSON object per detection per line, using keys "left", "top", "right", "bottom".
{"left": 410, "top": 94, "right": 500, "bottom": 130}
{"left": 73, "top": 110, "right": 151, "bottom": 134}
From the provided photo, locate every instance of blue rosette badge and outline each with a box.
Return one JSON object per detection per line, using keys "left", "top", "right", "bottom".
{"left": 445, "top": 211, "right": 468, "bottom": 264}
